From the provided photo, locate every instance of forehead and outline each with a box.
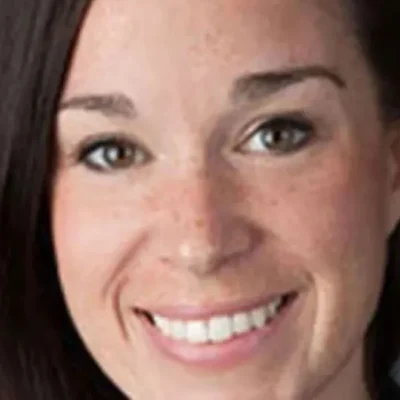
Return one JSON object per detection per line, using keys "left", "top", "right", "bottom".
{"left": 64, "top": 0, "right": 353, "bottom": 102}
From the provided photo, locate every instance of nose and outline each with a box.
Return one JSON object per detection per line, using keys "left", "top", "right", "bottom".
{"left": 155, "top": 168, "right": 259, "bottom": 277}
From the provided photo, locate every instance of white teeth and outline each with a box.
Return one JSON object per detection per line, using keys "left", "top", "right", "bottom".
{"left": 170, "top": 320, "right": 186, "bottom": 340}
{"left": 186, "top": 321, "right": 208, "bottom": 344}
{"left": 151, "top": 295, "right": 285, "bottom": 344}
{"left": 208, "top": 316, "right": 232, "bottom": 343}
{"left": 268, "top": 297, "right": 283, "bottom": 319}
{"left": 250, "top": 306, "right": 269, "bottom": 328}
{"left": 232, "top": 312, "right": 251, "bottom": 335}
{"left": 153, "top": 316, "right": 171, "bottom": 337}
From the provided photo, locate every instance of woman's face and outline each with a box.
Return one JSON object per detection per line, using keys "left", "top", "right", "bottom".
{"left": 53, "top": 0, "right": 400, "bottom": 399}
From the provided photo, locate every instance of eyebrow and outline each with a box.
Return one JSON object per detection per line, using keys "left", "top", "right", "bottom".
{"left": 59, "top": 92, "right": 136, "bottom": 118}
{"left": 59, "top": 66, "right": 345, "bottom": 118}
{"left": 231, "top": 65, "right": 346, "bottom": 104}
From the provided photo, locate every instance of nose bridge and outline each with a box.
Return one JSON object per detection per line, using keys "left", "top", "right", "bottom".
{"left": 161, "top": 163, "right": 252, "bottom": 276}
{"left": 176, "top": 165, "right": 224, "bottom": 264}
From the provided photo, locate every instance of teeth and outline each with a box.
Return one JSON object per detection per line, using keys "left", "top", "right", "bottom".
{"left": 232, "top": 312, "right": 251, "bottom": 334}
{"left": 170, "top": 320, "right": 186, "bottom": 340}
{"left": 268, "top": 297, "right": 283, "bottom": 318}
{"left": 151, "top": 295, "right": 286, "bottom": 344}
{"left": 186, "top": 321, "right": 208, "bottom": 344}
{"left": 250, "top": 306, "right": 269, "bottom": 328}
{"left": 208, "top": 316, "right": 232, "bottom": 343}
{"left": 153, "top": 315, "right": 171, "bottom": 337}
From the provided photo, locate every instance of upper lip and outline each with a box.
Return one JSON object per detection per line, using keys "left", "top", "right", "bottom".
{"left": 133, "top": 290, "right": 298, "bottom": 321}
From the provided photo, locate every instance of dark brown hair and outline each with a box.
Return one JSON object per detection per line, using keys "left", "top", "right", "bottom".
{"left": 0, "top": 0, "right": 398, "bottom": 399}
{"left": 349, "top": 1, "right": 400, "bottom": 398}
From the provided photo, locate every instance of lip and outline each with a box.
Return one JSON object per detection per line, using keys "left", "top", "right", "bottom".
{"left": 132, "top": 291, "right": 301, "bottom": 369}
{"left": 133, "top": 290, "right": 298, "bottom": 321}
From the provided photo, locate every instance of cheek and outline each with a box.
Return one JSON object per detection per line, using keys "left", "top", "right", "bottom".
{"left": 240, "top": 145, "right": 388, "bottom": 369}
{"left": 52, "top": 176, "right": 150, "bottom": 309}
{"left": 257, "top": 145, "right": 388, "bottom": 346}
{"left": 52, "top": 170, "right": 193, "bottom": 315}
{"left": 52, "top": 135, "right": 389, "bottom": 317}
{"left": 246, "top": 144, "right": 387, "bottom": 296}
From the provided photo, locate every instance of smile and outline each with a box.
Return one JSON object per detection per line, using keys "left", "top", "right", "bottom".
{"left": 133, "top": 291, "right": 300, "bottom": 368}
{"left": 146, "top": 294, "right": 290, "bottom": 344}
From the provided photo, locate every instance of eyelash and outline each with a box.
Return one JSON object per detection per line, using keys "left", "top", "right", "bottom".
{"left": 76, "top": 114, "right": 315, "bottom": 172}
{"left": 235, "top": 114, "right": 315, "bottom": 155}
{"left": 78, "top": 135, "right": 150, "bottom": 172}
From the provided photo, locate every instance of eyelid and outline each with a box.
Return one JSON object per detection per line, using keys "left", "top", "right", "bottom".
{"left": 78, "top": 132, "right": 153, "bottom": 173}
{"left": 73, "top": 132, "right": 147, "bottom": 162}
{"left": 235, "top": 110, "right": 314, "bottom": 148}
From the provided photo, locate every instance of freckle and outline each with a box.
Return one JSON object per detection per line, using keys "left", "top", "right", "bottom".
{"left": 270, "top": 198, "right": 278, "bottom": 207}
{"left": 173, "top": 210, "right": 180, "bottom": 223}
{"left": 160, "top": 257, "right": 170, "bottom": 265}
{"left": 196, "top": 219, "right": 205, "bottom": 228}
{"left": 288, "top": 184, "right": 298, "bottom": 195}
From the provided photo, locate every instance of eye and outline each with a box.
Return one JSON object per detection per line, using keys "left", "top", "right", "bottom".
{"left": 237, "top": 116, "right": 314, "bottom": 155}
{"left": 79, "top": 137, "right": 150, "bottom": 172}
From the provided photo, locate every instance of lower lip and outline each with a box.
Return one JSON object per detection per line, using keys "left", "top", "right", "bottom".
{"left": 135, "top": 294, "right": 300, "bottom": 369}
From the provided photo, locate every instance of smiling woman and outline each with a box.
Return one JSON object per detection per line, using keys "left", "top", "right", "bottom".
{"left": 0, "top": 1, "right": 400, "bottom": 400}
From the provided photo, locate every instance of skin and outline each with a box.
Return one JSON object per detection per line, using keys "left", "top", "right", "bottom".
{"left": 53, "top": 0, "right": 400, "bottom": 399}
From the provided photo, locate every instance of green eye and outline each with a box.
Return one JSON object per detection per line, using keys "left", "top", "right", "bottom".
{"left": 80, "top": 138, "right": 150, "bottom": 172}
{"left": 237, "top": 117, "right": 314, "bottom": 155}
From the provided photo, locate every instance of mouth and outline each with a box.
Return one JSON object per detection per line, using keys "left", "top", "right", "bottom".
{"left": 131, "top": 290, "right": 301, "bottom": 368}
{"left": 135, "top": 292, "right": 297, "bottom": 345}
